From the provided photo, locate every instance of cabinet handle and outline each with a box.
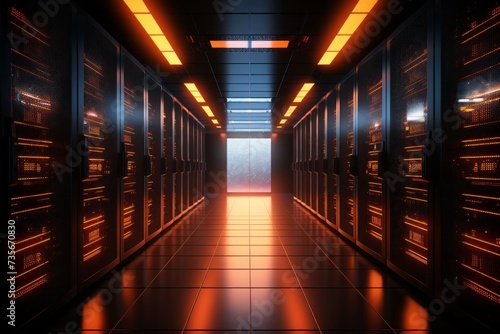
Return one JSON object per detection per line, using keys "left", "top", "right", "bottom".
{"left": 7, "top": 136, "right": 18, "bottom": 185}
{"left": 378, "top": 141, "right": 386, "bottom": 178}
{"left": 349, "top": 154, "right": 358, "bottom": 176}
{"left": 81, "top": 135, "right": 89, "bottom": 180}
{"left": 119, "top": 143, "right": 128, "bottom": 178}
{"left": 145, "top": 155, "right": 152, "bottom": 176}
{"left": 333, "top": 157, "right": 340, "bottom": 175}
{"left": 422, "top": 131, "right": 433, "bottom": 182}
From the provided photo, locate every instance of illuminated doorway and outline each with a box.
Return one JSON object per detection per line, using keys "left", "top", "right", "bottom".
{"left": 227, "top": 138, "right": 271, "bottom": 193}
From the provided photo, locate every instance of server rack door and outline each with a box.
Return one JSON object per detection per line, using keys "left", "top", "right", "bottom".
{"left": 327, "top": 92, "right": 339, "bottom": 228}
{"left": 121, "top": 52, "right": 145, "bottom": 257}
{"left": 311, "top": 107, "right": 318, "bottom": 213}
{"left": 304, "top": 114, "right": 311, "bottom": 208}
{"left": 357, "top": 46, "right": 386, "bottom": 259}
{"left": 441, "top": 0, "right": 500, "bottom": 326}
{"left": 317, "top": 100, "right": 327, "bottom": 220}
{"left": 298, "top": 121, "right": 305, "bottom": 203}
{"left": 188, "top": 115, "right": 193, "bottom": 207}
{"left": 173, "top": 102, "right": 182, "bottom": 218}
{"left": 182, "top": 110, "right": 189, "bottom": 211}
{"left": 192, "top": 119, "right": 197, "bottom": 203}
{"left": 387, "top": 7, "right": 433, "bottom": 289}
{"left": 79, "top": 16, "right": 119, "bottom": 286}
{"left": 293, "top": 126, "right": 298, "bottom": 199}
{"left": 338, "top": 73, "right": 356, "bottom": 240}
{"left": 3, "top": 1, "right": 75, "bottom": 326}
{"left": 146, "top": 75, "right": 162, "bottom": 239}
{"left": 163, "top": 93, "right": 174, "bottom": 227}
{"left": 202, "top": 126, "right": 206, "bottom": 198}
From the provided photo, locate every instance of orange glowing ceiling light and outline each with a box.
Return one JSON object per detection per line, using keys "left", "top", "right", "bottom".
{"left": 202, "top": 106, "right": 215, "bottom": 117}
{"left": 123, "top": 0, "right": 182, "bottom": 65}
{"left": 184, "top": 83, "right": 206, "bottom": 103}
{"left": 284, "top": 106, "right": 297, "bottom": 117}
{"left": 279, "top": 119, "right": 287, "bottom": 125}
{"left": 210, "top": 40, "right": 249, "bottom": 48}
{"left": 293, "top": 83, "right": 315, "bottom": 103}
{"left": 277, "top": 125, "right": 283, "bottom": 129}
{"left": 318, "top": 0, "right": 378, "bottom": 65}
{"left": 251, "top": 40, "right": 289, "bottom": 48}
{"left": 212, "top": 119, "right": 220, "bottom": 125}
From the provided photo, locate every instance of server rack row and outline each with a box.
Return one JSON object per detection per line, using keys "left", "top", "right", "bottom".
{"left": 1, "top": 1, "right": 206, "bottom": 329}
{"left": 293, "top": 0, "right": 498, "bottom": 329}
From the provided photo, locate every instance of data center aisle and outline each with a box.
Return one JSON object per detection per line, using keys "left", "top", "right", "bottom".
{"left": 41, "top": 195, "right": 485, "bottom": 334}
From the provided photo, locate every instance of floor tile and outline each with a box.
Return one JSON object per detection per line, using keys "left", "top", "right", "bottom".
{"left": 203, "top": 269, "right": 251, "bottom": 288}
{"left": 150, "top": 269, "right": 206, "bottom": 288}
{"left": 303, "top": 288, "right": 390, "bottom": 331}
{"left": 250, "top": 288, "right": 318, "bottom": 331}
{"left": 115, "top": 288, "right": 198, "bottom": 330}
{"left": 185, "top": 288, "right": 251, "bottom": 330}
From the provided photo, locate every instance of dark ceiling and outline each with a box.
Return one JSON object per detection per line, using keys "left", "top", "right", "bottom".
{"left": 76, "top": 0, "right": 424, "bottom": 132}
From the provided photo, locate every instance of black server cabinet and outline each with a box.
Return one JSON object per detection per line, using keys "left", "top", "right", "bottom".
{"left": 326, "top": 92, "right": 339, "bottom": 228}
{"left": 441, "top": 0, "right": 500, "bottom": 327}
{"left": 311, "top": 107, "right": 318, "bottom": 213}
{"left": 356, "top": 45, "right": 386, "bottom": 260}
{"left": 163, "top": 93, "right": 174, "bottom": 227}
{"left": 303, "top": 114, "right": 312, "bottom": 208}
{"left": 338, "top": 73, "right": 356, "bottom": 240}
{"left": 2, "top": 1, "right": 76, "bottom": 326}
{"left": 78, "top": 16, "right": 120, "bottom": 287}
{"left": 297, "top": 122, "right": 303, "bottom": 203}
{"left": 121, "top": 51, "right": 145, "bottom": 258}
{"left": 146, "top": 74, "right": 163, "bottom": 239}
{"left": 182, "top": 110, "right": 189, "bottom": 212}
{"left": 292, "top": 125, "right": 298, "bottom": 199}
{"left": 317, "top": 100, "right": 327, "bottom": 220}
{"left": 387, "top": 7, "right": 434, "bottom": 290}
{"left": 192, "top": 119, "right": 197, "bottom": 204}
{"left": 173, "top": 102, "right": 182, "bottom": 219}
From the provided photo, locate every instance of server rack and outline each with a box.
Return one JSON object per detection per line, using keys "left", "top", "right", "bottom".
{"left": 163, "top": 92, "right": 174, "bottom": 227}
{"left": 304, "top": 114, "right": 312, "bottom": 208}
{"left": 441, "top": 0, "right": 500, "bottom": 328}
{"left": 78, "top": 13, "right": 120, "bottom": 288}
{"left": 121, "top": 50, "right": 146, "bottom": 258}
{"left": 338, "top": 72, "right": 356, "bottom": 241}
{"left": 326, "top": 92, "right": 339, "bottom": 228}
{"left": 2, "top": 1, "right": 76, "bottom": 327}
{"left": 182, "top": 110, "right": 189, "bottom": 212}
{"left": 317, "top": 100, "right": 327, "bottom": 220}
{"left": 311, "top": 107, "right": 318, "bottom": 213}
{"left": 386, "top": 5, "right": 435, "bottom": 291}
{"left": 356, "top": 44, "right": 387, "bottom": 261}
{"left": 146, "top": 74, "right": 163, "bottom": 240}
{"left": 173, "top": 102, "right": 182, "bottom": 219}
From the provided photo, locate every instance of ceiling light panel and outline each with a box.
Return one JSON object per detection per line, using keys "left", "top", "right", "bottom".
{"left": 251, "top": 40, "right": 289, "bottom": 48}
{"left": 202, "top": 106, "right": 215, "bottom": 117}
{"left": 124, "top": 0, "right": 149, "bottom": 13}
{"left": 227, "top": 98, "right": 273, "bottom": 103}
{"left": 210, "top": 40, "right": 249, "bottom": 48}
{"left": 123, "top": 0, "right": 182, "bottom": 65}
{"left": 184, "top": 83, "right": 206, "bottom": 103}
{"left": 284, "top": 106, "right": 297, "bottom": 117}
{"left": 318, "top": 0, "right": 378, "bottom": 65}
{"left": 293, "top": 83, "right": 315, "bottom": 103}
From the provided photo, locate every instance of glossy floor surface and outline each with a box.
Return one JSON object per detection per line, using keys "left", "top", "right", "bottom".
{"left": 41, "top": 195, "right": 488, "bottom": 333}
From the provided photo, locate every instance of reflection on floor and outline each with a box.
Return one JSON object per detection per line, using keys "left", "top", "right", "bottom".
{"left": 41, "top": 195, "right": 487, "bottom": 333}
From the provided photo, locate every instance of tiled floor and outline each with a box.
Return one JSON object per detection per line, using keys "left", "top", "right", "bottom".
{"left": 40, "top": 195, "right": 490, "bottom": 333}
